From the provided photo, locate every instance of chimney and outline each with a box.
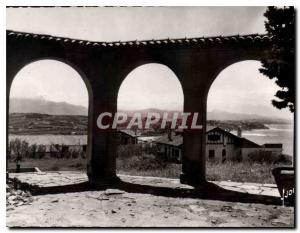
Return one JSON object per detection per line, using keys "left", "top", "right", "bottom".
{"left": 168, "top": 130, "right": 173, "bottom": 141}
{"left": 237, "top": 127, "right": 242, "bottom": 137}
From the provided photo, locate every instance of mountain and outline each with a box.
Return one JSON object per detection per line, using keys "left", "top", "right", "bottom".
{"left": 9, "top": 98, "right": 291, "bottom": 123}
{"left": 120, "top": 108, "right": 291, "bottom": 123}
{"left": 207, "top": 109, "right": 291, "bottom": 123}
{"left": 119, "top": 108, "right": 182, "bottom": 119}
{"left": 9, "top": 98, "right": 88, "bottom": 116}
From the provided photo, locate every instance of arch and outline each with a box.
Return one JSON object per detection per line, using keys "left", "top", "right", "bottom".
{"left": 117, "top": 63, "right": 184, "bottom": 112}
{"left": 206, "top": 60, "right": 288, "bottom": 118}
{"left": 203, "top": 59, "right": 264, "bottom": 104}
{"left": 7, "top": 57, "right": 93, "bottom": 101}
{"left": 116, "top": 59, "right": 185, "bottom": 98}
{"left": 115, "top": 62, "right": 185, "bottom": 177}
{"left": 7, "top": 58, "right": 93, "bottom": 168}
{"left": 6, "top": 30, "right": 274, "bottom": 185}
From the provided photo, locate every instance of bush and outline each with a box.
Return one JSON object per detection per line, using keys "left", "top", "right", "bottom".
{"left": 80, "top": 150, "right": 86, "bottom": 159}
{"left": 9, "top": 138, "right": 29, "bottom": 160}
{"left": 49, "top": 164, "right": 60, "bottom": 171}
{"left": 248, "top": 150, "right": 277, "bottom": 164}
{"left": 276, "top": 154, "right": 293, "bottom": 165}
{"left": 70, "top": 150, "right": 80, "bottom": 159}
{"left": 27, "top": 144, "right": 37, "bottom": 158}
{"left": 36, "top": 145, "right": 46, "bottom": 159}
{"left": 117, "top": 144, "right": 143, "bottom": 158}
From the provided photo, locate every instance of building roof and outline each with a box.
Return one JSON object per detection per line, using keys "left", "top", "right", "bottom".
{"left": 238, "top": 138, "right": 262, "bottom": 148}
{"left": 207, "top": 127, "right": 262, "bottom": 148}
{"left": 156, "top": 127, "right": 263, "bottom": 149}
{"left": 118, "top": 129, "right": 140, "bottom": 137}
{"left": 262, "top": 143, "right": 283, "bottom": 148}
{"left": 154, "top": 133, "right": 183, "bottom": 147}
{"left": 7, "top": 30, "right": 271, "bottom": 49}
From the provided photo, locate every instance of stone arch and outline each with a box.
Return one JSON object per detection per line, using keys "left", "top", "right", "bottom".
{"left": 203, "top": 42, "right": 271, "bottom": 103}
{"left": 117, "top": 62, "right": 185, "bottom": 111}
{"left": 7, "top": 57, "right": 93, "bottom": 100}
{"left": 7, "top": 30, "right": 273, "bottom": 186}
{"left": 7, "top": 58, "right": 93, "bottom": 168}
{"left": 206, "top": 59, "right": 271, "bottom": 108}
{"left": 115, "top": 62, "right": 185, "bottom": 178}
{"left": 116, "top": 59, "right": 185, "bottom": 101}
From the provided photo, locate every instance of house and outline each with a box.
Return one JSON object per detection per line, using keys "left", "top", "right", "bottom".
{"left": 137, "top": 135, "right": 162, "bottom": 148}
{"left": 155, "top": 131, "right": 182, "bottom": 163}
{"left": 206, "top": 127, "right": 264, "bottom": 162}
{"left": 116, "top": 129, "right": 140, "bottom": 145}
{"left": 8, "top": 135, "right": 87, "bottom": 158}
{"left": 261, "top": 143, "right": 283, "bottom": 157}
{"left": 154, "top": 127, "right": 283, "bottom": 162}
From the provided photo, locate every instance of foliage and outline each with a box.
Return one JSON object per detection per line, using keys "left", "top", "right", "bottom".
{"left": 9, "top": 138, "right": 29, "bottom": 160}
{"left": 260, "top": 6, "right": 295, "bottom": 112}
{"left": 27, "top": 144, "right": 38, "bottom": 158}
{"left": 37, "top": 145, "right": 46, "bottom": 159}
{"left": 247, "top": 150, "right": 291, "bottom": 164}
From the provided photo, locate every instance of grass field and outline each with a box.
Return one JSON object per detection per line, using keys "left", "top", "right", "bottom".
{"left": 7, "top": 155, "right": 286, "bottom": 184}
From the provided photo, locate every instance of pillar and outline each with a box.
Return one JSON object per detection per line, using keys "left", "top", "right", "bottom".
{"left": 180, "top": 95, "right": 207, "bottom": 186}
{"left": 86, "top": 88, "right": 120, "bottom": 185}
{"left": 178, "top": 66, "right": 213, "bottom": 186}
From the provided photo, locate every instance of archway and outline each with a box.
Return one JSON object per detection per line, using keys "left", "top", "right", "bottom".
{"left": 8, "top": 59, "right": 91, "bottom": 172}
{"left": 206, "top": 60, "right": 293, "bottom": 183}
{"left": 116, "top": 63, "right": 184, "bottom": 178}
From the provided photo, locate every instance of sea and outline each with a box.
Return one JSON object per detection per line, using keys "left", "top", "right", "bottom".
{"left": 9, "top": 123, "right": 294, "bottom": 157}
{"left": 233, "top": 123, "right": 294, "bottom": 156}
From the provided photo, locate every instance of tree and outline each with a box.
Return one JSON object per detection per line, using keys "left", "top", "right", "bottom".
{"left": 259, "top": 6, "right": 295, "bottom": 112}
{"left": 9, "top": 138, "right": 29, "bottom": 160}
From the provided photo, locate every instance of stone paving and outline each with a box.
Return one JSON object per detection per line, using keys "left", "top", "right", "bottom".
{"left": 7, "top": 171, "right": 294, "bottom": 228}
{"left": 9, "top": 171, "right": 280, "bottom": 197}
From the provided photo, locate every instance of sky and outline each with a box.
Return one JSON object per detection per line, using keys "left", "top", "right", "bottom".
{"left": 6, "top": 7, "right": 293, "bottom": 119}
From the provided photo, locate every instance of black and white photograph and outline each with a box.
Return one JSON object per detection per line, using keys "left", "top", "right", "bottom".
{"left": 5, "top": 5, "right": 295, "bottom": 228}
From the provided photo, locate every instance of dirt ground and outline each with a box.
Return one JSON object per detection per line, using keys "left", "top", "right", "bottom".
{"left": 7, "top": 188, "right": 294, "bottom": 228}
{"left": 6, "top": 173, "right": 294, "bottom": 228}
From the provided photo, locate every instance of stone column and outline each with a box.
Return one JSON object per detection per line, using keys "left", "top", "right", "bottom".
{"left": 177, "top": 60, "right": 214, "bottom": 186}
{"left": 86, "top": 89, "right": 119, "bottom": 185}
{"left": 180, "top": 91, "right": 207, "bottom": 186}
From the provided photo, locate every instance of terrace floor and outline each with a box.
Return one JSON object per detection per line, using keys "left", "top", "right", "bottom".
{"left": 7, "top": 171, "right": 294, "bottom": 227}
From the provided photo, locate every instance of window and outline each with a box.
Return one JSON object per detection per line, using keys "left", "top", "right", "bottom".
{"left": 208, "top": 134, "right": 221, "bottom": 141}
{"left": 209, "top": 150, "right": 215, "bottom": 160}
{"left": 222, "top": 149, "right": 226, "bottom": 163}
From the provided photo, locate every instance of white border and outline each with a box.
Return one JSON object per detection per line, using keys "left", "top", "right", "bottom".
{"left": 0, "top": 1, "right": 298, "bottom": 232}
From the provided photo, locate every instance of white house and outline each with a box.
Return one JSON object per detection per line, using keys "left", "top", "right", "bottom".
{"left": 154, "top": 127, "right": 283, "bottom": 162}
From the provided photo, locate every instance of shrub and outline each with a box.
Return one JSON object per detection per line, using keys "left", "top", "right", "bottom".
{"left": 247, "top": 150, "right": 280, "bottom": 164}
{"left": 276, "top": 154, "right": 293, "bottom": 165}
{"left": 80, "top": 150, "right": 86, "bottom": 159}
{"left": 28, "top": 144, "right": 37, "bottom": 158}
{"left": 36, "top": 145, "right": 46, "bottom": 159}
{"left": 49, "top": 164, "right": 60, "bottom": 171}
{"left": 117, "top": 144, "right": 143, "bottom": 158}
{"left": 9, "top": 138, "right": 29, "bottom": 160}
{"left": 70, "top": 150, "right": 80, "bottom": 159}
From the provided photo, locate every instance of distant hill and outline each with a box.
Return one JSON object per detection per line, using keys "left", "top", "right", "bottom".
{"left": 9, "top": 98, "right": 88, "bottom": 116}
{"left": 9, "top": 98, "right": 291, "bottom": 124}
{"left": 207, "top": 109, "right": 290, "bottom": 123}
{"left": 120, "top": 108, "right": 291, "bottom": 124}
{"left": 119, "top": 108, "right": 182, "bottom": 120}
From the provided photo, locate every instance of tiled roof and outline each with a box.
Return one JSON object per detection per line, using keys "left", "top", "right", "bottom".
{"left": 157, "top": 127, "right": 263, "bottom": 149}
{"left": 154, "top": 133, "right": 183, "bottom": 147}
{"left": 7, "top": 30, "right": 272, "bottom": 49}
{"left": 207, "top": 127, "right": 262, "bottom": 148}
{"left": 238, "top": 137, "right": 262, "bottom": 148}
{"left": 118, "top": 129, "right": 140, "bottom": 137}
{"left": 262, "top": 143, "right": 283, "bottom": 148}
